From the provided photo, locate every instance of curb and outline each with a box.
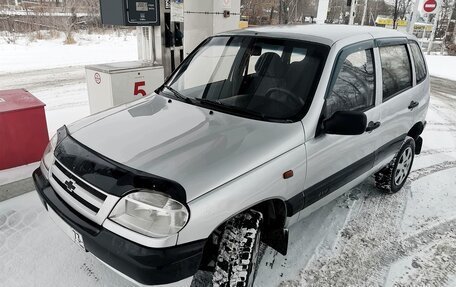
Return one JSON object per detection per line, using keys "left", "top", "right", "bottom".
{"left": 0, "top": 177, "right": 35, "bottom": 202}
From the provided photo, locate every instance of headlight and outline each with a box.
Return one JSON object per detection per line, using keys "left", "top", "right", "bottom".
{"left": 42, "top": 134, "right": 58, "bottom": 170}
{"left": 42, "top": 126, "right": 68, "bottom": 170}
{"left": 109, "top": 191, "right": 189, "bottom": 237}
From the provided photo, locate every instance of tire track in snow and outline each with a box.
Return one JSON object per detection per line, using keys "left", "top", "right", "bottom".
{"left": 282, "top": 161, "right": 456, "bottom": 287}
{"left": 392, "top": 218, "right": 456, "bottom": 286}
{"left": 419, "top": 148, "right": 456, "bottom": 156}
{"left": 409, "top": 161, "right": 456, "bottom": 182}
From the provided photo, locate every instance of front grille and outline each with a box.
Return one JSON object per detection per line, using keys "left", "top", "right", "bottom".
{"left": 52, "top": 174, "right": 100, "bottom": 213}
{"left": 48, "top": 159, "right": 119, "bottom": 225}
{"left": 54, "top": 161, "right": 107, "bottom": 201}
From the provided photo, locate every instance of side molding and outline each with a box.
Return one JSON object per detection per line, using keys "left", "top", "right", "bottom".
{"left": 286, "top": 134, "right": 407, "bottom": 217}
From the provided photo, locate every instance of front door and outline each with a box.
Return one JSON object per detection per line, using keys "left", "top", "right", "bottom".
{"left": 301, "top": 41, "right": 381, "bottom": 216}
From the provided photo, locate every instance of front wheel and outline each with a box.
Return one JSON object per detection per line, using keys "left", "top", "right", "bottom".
{"left": 212, "top": 210, "right": 263, "bottom": 287}
{"left": 375, "top": 137, "right": 415, "bottom": 193}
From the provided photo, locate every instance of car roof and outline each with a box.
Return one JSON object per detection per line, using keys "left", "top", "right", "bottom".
{"left": 219, "top": 24, "right": 414, "bottom": 46}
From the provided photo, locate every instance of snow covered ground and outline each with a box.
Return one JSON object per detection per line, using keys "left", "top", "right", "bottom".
{"left": 425, "top": 55, "right": 456, "bottom": 81}
{"left": 0, "top": 31, "right": 137, "bottom": 74}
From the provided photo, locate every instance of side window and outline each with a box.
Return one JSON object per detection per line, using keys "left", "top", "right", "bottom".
{"left": 325, "top": 48, "right": 375, "bottom": 118}
{"left": 379, "top": 45, "right": 412, "bottom": 101}
{"left": 409, "top": 41, "right": 427, "bottom": 84}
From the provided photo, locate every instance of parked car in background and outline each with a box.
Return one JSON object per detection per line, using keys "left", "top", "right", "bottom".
{"left": 33, "top": 25, "right": 429, "bottom": 287}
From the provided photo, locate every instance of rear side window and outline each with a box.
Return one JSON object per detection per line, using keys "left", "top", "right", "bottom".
{"left": 409, "top": 42, "right": 427, "bottom": 84}
{"left": 325, "top": 49, "right": 375, "bottom": 118}
{"left": 379, "top": 45, "right": 412, "bottom": 101}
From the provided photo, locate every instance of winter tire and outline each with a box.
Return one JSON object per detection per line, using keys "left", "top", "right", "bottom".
{"left": 375, "top": 137, "right": 415, "bottom": 193}
{"left": 212, "top": 210, "right": 263, "bottom": 287}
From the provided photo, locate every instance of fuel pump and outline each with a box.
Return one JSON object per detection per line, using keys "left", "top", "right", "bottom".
{"left": 160, "top": 0, "right": 185, "bottom": 77}
{"left": 98, "top": 0, "right": 185, "bottom": 78}
{"left": 99, "top": 0, "right": 160, "bottom": 26}
{"left": 85, "top": 0, "right": 166, "bottom": 114}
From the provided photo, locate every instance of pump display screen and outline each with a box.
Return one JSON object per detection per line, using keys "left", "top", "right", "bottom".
{"left": 136, "top": 2, "right": 148, "bottom": 11}
{"left": 126, "top": 0, "right": 159, "bottom": 25}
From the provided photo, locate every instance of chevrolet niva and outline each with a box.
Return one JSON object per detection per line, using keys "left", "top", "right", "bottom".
{"left": 33, "top": 25, "right": 429, "bottom": 287}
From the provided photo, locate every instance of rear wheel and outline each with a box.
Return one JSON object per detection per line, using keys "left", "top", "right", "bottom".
{"left": 212, "top": 210, "right": 263, "bottom": 287}
{"left": 375, "top": 137, "right": 415, "bottom": 193}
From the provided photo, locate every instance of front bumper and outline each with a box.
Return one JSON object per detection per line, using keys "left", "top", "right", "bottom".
{"left": 32, "top": 167, "right": 205, "bottom": 286}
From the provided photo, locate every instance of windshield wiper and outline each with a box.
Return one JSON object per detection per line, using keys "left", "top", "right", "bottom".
{"left": 194, "top": 98, "right": 267, "bottom": 120}
{"left": 162, "top": 85, "right": 193, "bottom": 104}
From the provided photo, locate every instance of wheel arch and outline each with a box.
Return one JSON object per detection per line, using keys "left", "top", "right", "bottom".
{"left": 197, "top": 198, "right": 289, "bottom": 272}
{"left": 407, "top": 121, "right": 425, "bottom": 140}
{"left": 407, "top": 121, "right": 425, "bottom": 154}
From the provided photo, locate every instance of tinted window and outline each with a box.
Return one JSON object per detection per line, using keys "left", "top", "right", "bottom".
{"left": 409, "top": 42, "right": 427, "bottom": 83}
{"left": 326, "top": 49, "right": 375, "bottom": 118}
{"left": 379, "top": 45, "right": 412, "bottom": 100}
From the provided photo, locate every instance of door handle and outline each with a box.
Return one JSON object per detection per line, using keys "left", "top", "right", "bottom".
{"left": 408, "top": 101, "right": 419, "bottom": 110}
{"left": 366, "top": 121, "right": 381, "bottom": 132}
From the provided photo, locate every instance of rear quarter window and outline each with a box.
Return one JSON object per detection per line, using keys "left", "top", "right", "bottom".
{"left": 409, "top": 41, "right": 427, "bottom": 84}
{"left": 379, "top": 44, "right": 412, "bottom": 101}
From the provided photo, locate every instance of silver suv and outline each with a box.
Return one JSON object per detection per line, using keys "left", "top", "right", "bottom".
{"left": 33, "top": 25, "right": 429, "bottom": 287}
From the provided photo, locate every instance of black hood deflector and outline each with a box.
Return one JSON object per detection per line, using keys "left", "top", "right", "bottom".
{"left": 54, "top": 134, "right": 187, "bottom": 203}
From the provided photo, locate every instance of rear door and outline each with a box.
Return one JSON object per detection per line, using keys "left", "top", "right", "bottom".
{"left": 375, "top": 39, "right": 415, "bottom": 165}
{"left": 408, "top": 40, "right": 430, "bottom": 126}
{"left": 302, "top": 40, "right": 381, "bottom": 214}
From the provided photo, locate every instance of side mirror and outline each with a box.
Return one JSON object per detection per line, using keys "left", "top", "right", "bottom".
{"left": 323, "top": 111, "right": 367, "bottom": 135}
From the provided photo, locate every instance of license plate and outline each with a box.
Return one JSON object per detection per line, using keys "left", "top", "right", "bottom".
{"left": 48, "top": 207, "right": 85, "bottom": 250}
{"left": 71, "top": 228, "right": 85, "bottom": 249}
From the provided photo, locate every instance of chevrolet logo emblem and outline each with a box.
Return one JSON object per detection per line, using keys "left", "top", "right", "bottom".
{"left": 64, "top": 180, "right": 76, "bottom": 192}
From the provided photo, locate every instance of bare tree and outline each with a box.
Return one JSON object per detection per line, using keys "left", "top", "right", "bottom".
{"left": 241, "top": 0, "right": 318, "bottom": 25}
{"left": 397, "top": 0, "right": 412, "bottom": 19}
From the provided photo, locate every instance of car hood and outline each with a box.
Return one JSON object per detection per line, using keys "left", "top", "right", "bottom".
{"left": 69, "top": 94, "right": 304, "bottom": 202}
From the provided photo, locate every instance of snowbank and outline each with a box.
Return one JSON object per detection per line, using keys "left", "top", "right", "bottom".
{"left": 425, "top": 55, "right": 456, "bottom": 81}
{"left": 0, "top": 32, "right": 137, "bottom": 74}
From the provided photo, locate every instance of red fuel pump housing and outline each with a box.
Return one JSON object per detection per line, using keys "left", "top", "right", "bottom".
{"left": 0, "top": 89, "right": 49, "bottom": 170}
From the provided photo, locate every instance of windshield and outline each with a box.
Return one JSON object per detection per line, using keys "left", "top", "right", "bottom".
{"left": 163, "top": 36, "right": 329, "bottom": 122}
